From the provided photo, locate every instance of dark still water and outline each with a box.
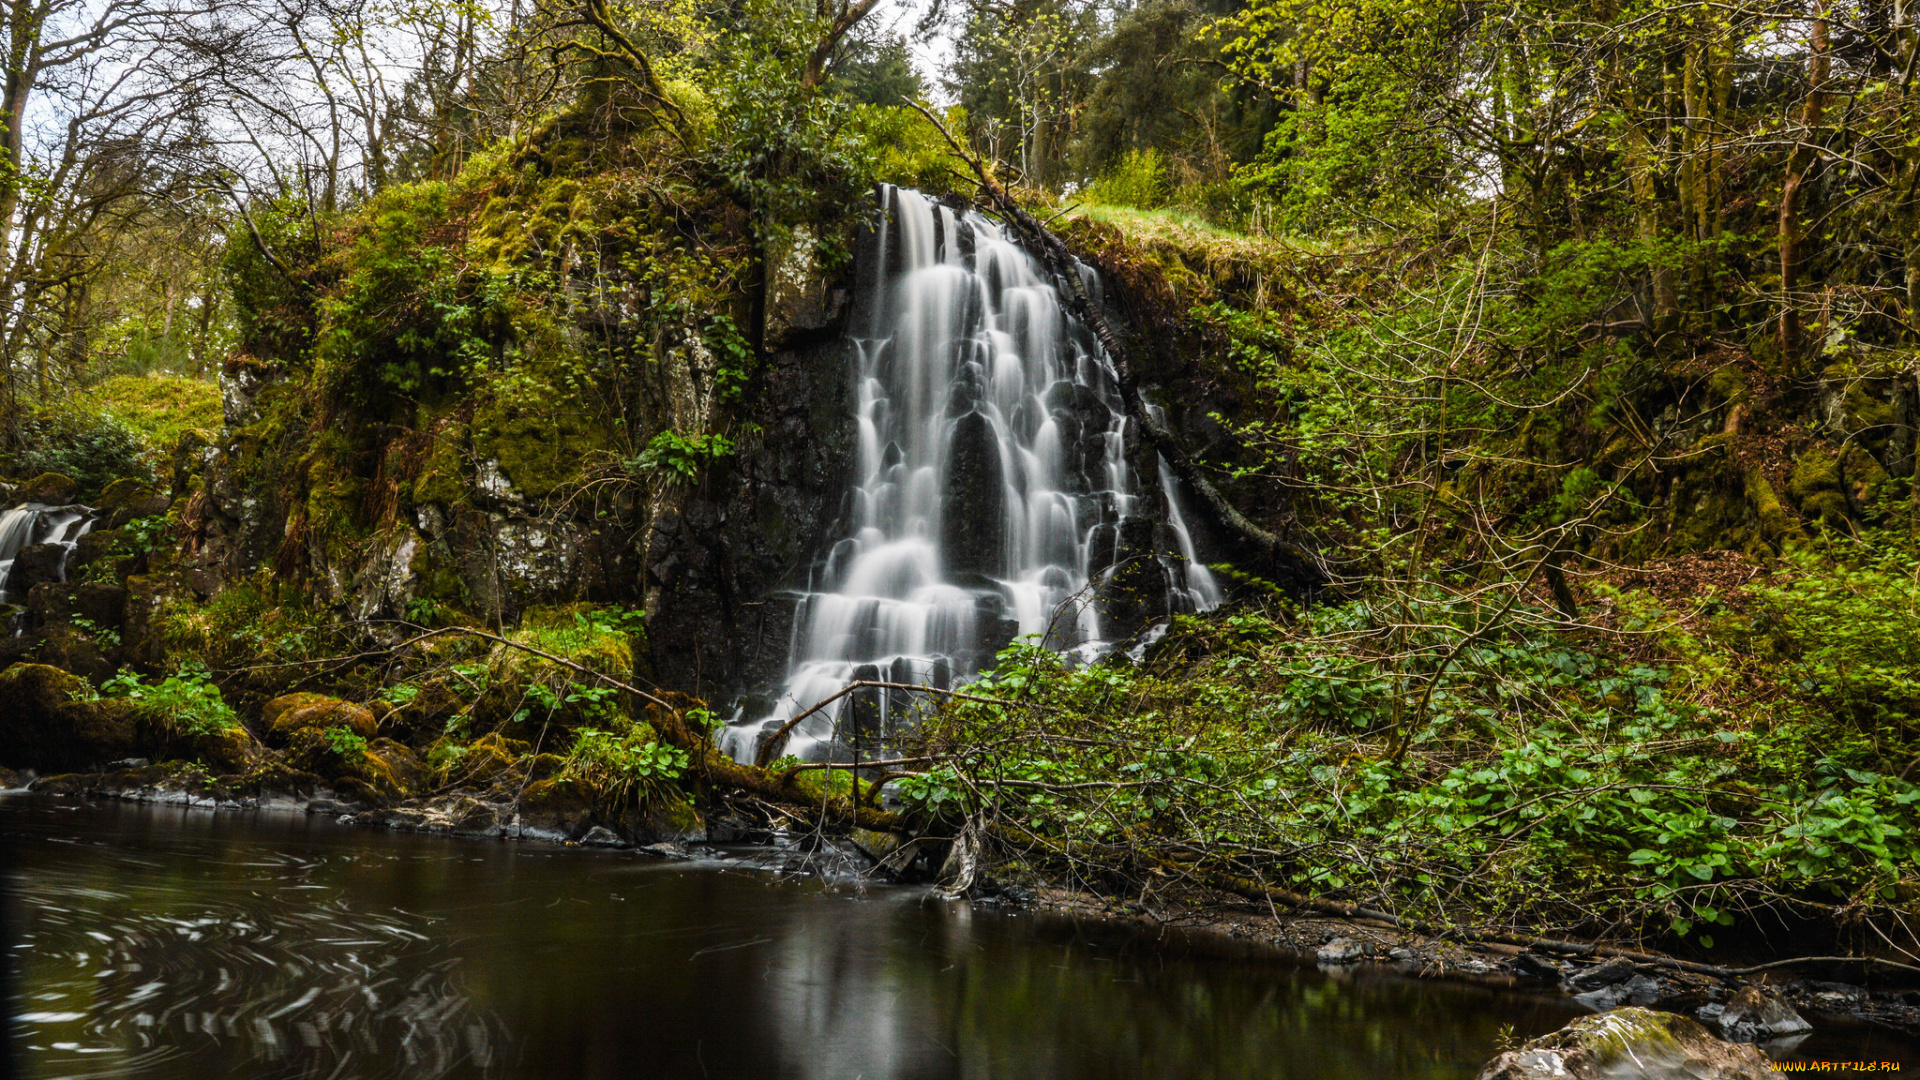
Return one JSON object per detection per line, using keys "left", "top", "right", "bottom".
{"left": 4, "top": 795, "right": 1914, "bottom": 1080}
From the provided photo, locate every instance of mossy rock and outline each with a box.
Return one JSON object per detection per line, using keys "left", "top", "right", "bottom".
{"left": 409, "top": 421, "right": 472, "bottom": 507}
{"left": 470, "top": 372, "right": 611, "bottom": 499}
{"left": 97, "top": 477, "right": 170, "bottom": 519}
{"left": 1475, "top": 1007, "right": 1773, "bottom": 1080}
{"left": 16, "top": 472, "right": 78, "bottom": 504}
{"left": 0, "top": 663, "right": 144, "bottom": 771}
{"left": 1743, "top": 469, "right": 1805, "bottom": 550}
{"left": 1786, "top": 450, "right": 1850, "bottom": 528}
{"left": 1705, "top": 365, "right": 1747, "bottom": 405}
{"left": 262, "top": 693, "right": 378, "bottom": 743}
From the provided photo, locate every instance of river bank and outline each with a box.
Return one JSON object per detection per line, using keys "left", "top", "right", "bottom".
{"left": 13, "top": 767, "right": 1920, "bottom": 1063}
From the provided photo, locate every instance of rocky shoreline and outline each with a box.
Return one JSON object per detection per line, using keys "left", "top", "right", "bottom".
{"left": 1028, "top": 888, "right": 1920, "bottom": 1046}
{"left": 10, "top": 766, "right": 1919, "bottom": 1054}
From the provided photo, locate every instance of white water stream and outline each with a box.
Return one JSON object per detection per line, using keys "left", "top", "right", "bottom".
{"left": 719, "top": 187, "right": 1218, "bottom": 763}
{"left": 0, "top": 503, "right": 92, "bottom": 606}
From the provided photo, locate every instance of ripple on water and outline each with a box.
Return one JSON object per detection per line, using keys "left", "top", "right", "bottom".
{"left": 10, "top": 824, "right": 507, "bottom": 1079}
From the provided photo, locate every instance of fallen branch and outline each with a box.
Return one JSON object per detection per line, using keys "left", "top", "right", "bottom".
{"left": 752, "top": 679, "right": 1025, "bottom": 767}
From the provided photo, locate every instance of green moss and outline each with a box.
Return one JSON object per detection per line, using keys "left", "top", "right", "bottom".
{"left": 410, "top": 420, "right": 472, "bottom": 507}
{"left": 1706, "top": 364, "right": 1747, "bottom": 404}
{"left": 470, "top": 370, "right": 610, "bottom": 498}
{"left": 80, "top": 375, "right": 222, "bottom": 456}
{"left": 304, "top": 444, "right": 367, "bottom": 555}
{"left": 1787, "top": 450, "right": 1850, "bottom": 528}
{"left": 1745, "top": 468, "right": 1805, "bottom": 549}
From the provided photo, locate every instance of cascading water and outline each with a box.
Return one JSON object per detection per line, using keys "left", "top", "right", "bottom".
{"left": 0, "top": 503, "right": 94, "bottom": 606}
{"left": 718, "top": 187, "right": 1218, "bottom": 764}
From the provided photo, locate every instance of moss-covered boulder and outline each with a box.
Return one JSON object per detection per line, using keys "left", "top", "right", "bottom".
{"left": 283, "top": 727, "right": 421, "bottom": 802}
{"left": 1787, "top": 450, "right": 1850, "bottom": 528}
{"left": 262, "top": 693, "right": 379, "bottom": 743}
{"left": 1475, "top": 1007, "right": 1774, "bottom": 1080}
{"left": 96, "top": 477, "right": 170, "bottom": 525}
{"left": 15, "top": 472, "right": 78, "bottom": 505}
{"left": 0, "top": 663, "right": 143, "bottom": 771}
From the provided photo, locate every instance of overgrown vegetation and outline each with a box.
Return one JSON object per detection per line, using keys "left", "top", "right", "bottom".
{"left": 3, "top": 0, "right": 1916, "bottom": 972}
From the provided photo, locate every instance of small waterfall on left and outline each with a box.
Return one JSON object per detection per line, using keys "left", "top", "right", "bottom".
{"left": 0, "top": 503, "right": 94, "bottom": 606}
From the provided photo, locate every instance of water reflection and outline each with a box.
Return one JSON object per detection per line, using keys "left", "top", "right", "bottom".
{"left": 5, "top": 795, "right": 1913, "bottom": 1079}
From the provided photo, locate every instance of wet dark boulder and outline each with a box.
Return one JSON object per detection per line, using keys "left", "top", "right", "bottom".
{"left": 8, "top": 543, "right": 69, "bottom": 595}
{"left": 1096, "top": 517, "right": 1172, "bottom": 641}
{"left": 0, "top": 663, "right": 142, "bottom": 771}
{"left": 1475, "top": 1008, "right": 1775, "bottom": 1080}
{"left": 28, "top": 581, "right": 127, "bottom": 630}
{"left": 29, "top": 625, "right": 115, "bottom": 683}
{"left": 942, "top": 410, "right": 1006, "bottom": 577}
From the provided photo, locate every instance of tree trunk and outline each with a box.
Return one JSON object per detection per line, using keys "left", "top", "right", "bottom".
{"left": 1779, "top": 1, "right": 1829, "bottom": 361}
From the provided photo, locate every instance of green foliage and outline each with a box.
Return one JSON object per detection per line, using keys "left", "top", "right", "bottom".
{"left": 901, "top": 599, "right": 1918, "bottom": 944}
{"left": 632, "top": 429, "right": 733, "bottom": 478}
{"left": 1748, "top": 538, "right": 1920, "bottom": 741}
{"left": 99, "top": 662, "right": 239, "bottom": 739}
{"left": 3, "top": 405, "right": 153, "bottom": 497}
{"left": 69, "top": 618, "right": 122, "bottom": 650}
{"left": 562, "top": 725, "right": 689, "bottom": 810}
{"left": 1083, "top": 148, "right": 1166, "bottom": 210}
{"left": 323, "top": 726, "right": 370, "bottom": 756}
{"left": 315, "top": 183, "right": 520, "bottom": 404}
{"left": 78, "top": 375, "right": 223, "bottom": 459}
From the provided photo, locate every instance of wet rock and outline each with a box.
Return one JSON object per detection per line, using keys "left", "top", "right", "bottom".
{"left": 1800, "top": 981, "right": 1867, "bottom": 1011}
{"left": 10, "top": 542, "right": 70, "bottom": 594}
{"left": 0, "top": 663, "right": 143, "bottom": 771}
{"left": 122, "top": 573, "right": 188, "bottom": 668}
{"left": 942, "top": 410, "right": 1006, "bottom": 576}
{"left": 1567, "top": 956, "right": 1638, "bottom": 990}
{"left": 640, "top": 841, "right": 692, "bottom": 860}
{"left": 1574, "top": 973, "right": 1664, "bottom": 1010}
{"left": 1475, "top": 1007, "right": 1775, "bottom": 1080}
{"left": 849, "top": 826, "right": 904, "bottom": 863}
{"left": 1513, "top": 952, "right": 1564, "bottom": 981}
{"left": 16, "top": 472, "right": 78, "bottom": 504}
{"left": 262, "top": 693, "right": 378, "bottom": 743}
{"left": 1317, "top": 937, "right": 1367, "bottom": 964}
{"left": 1389, "top": 948, "right": 1418, "bottom": 962}
{"left": 29, "top": 624, "right": 115, "bottom": 682}
{"left": 579, "top": 825, "right": 626, "bottom": 847}
{"left": 1711, "top": 987, "right": 1811, "bottom": 1043}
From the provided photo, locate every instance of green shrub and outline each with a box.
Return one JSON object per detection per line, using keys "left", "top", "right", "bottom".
{"left": 3, "top": 406, "right": 153, "bottom": 498}
{"left": 323, "top": 726, "right": 370, "bottom": 756}
{"left": 562, "top": 725, "right": 688, "bottom": 811}
{"left": 99, "top": 663, "right": 239, "bottom": 739}
{"left": 1084, "top": 148, "right": 1166, "bottom": 209}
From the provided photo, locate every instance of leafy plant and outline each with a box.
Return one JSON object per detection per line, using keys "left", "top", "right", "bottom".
{"left": 323, "top": 726, "right": 370, "bottom": 756}
{"left": 632, "top": 429, "right": 734, "bottom": 478}
{"left": 562, "top": 725, "right": 689, "bottom": 811}
{"left": 98, "top": 662, "right": 239, "bottom": 739}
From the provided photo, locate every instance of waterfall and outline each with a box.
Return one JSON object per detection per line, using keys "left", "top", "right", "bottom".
{"left": 0, "top": 504, "right": 94, "bottom": 605}
{"left": 718, "top": 187, "right": 1218, "bottom": 764}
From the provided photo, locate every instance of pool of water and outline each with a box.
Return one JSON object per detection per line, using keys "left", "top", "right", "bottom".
{"left": 5, "top": 793, "right": 1915, "bottom": 1078}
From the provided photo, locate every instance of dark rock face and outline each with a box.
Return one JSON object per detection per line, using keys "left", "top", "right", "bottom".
{"left": 1096, "top": 516, "right": 1173, "bottom": 641}
{"left": 0, "top": 663, "right": 143, "bottom": 771}
{"left": 942, "top": 410, "right": 1006, "bottom": 578}
{"left": 642, "top": 333, "right": 858, "bottom": 702}
{"left": 9, "top": 543, "right": 69, "bottom": 595}
{"left": 1475, "top": 1007, "right": 1775, "bottom": 1080}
